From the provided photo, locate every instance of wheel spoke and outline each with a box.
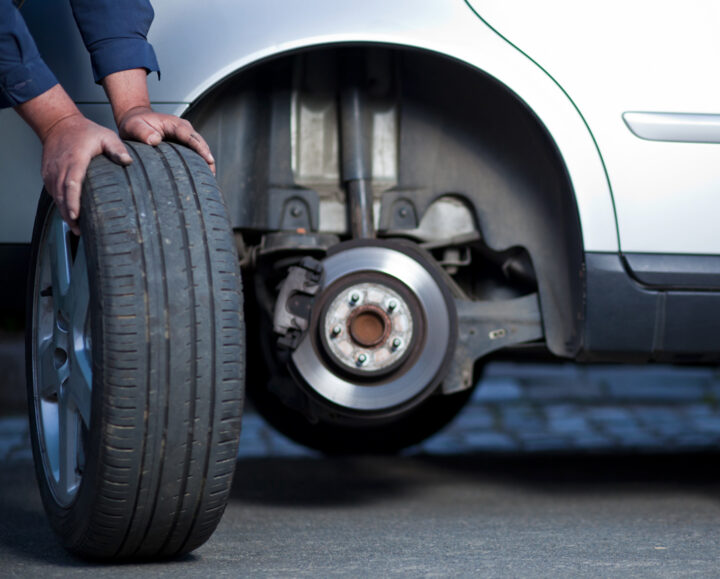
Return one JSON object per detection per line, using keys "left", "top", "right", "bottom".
{"left": 66, "top": 352, "right": 92, "bottom": 426}
{"left": 65, "top": 239, "right": 92, "bottom": 426}
{"left": 58, "top": 392, "right": 80, "bottom": 497}
{"left": 49, "top": 215, "right": 72, "bottom": 310}
{"left": 67, "top": 241, "right": 89, "bottom": 331}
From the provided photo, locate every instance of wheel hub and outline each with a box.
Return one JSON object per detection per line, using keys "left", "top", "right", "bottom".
{"left": 322, "top": 282, "right": 413, "bottom": 373}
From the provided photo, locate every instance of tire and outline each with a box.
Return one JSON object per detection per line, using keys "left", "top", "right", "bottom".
{"left": 26, "top": 142, "right": 244, "bottom": 560}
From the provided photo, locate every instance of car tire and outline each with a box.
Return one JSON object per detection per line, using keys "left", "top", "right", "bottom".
{"left": 26, "top": 142, "right": 244, "bottom": 559}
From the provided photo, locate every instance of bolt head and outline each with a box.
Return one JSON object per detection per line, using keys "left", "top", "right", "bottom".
{"left": 392, "top": 338, "right": 402, "bottom": 350}
{"left": 350, "top": 292, "right": 360, "bottom": 304}
{"left": 331, "top": 325, "right": 342, "bottom": 337}
{"left": 387, "top": 300, "right": 397, "bottom": 312}
{"left": 357, "top": 353, "right": 367, "bottom": 365}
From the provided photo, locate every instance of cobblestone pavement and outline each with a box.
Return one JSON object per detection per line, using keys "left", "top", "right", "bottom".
{"left": 5, "top": 360, "right": 720, "bottom": 462}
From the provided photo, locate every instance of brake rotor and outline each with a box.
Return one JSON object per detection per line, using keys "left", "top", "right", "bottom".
{"left": 287, "top": 240, "right": 457, "bottom": 414}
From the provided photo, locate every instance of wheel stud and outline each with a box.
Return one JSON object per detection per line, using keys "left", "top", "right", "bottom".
{"left": 387, "top": 299, "right": 397, "bottom": 312}
{"left": 350, "top": 292, "right": 360, "bottom": 304}
{"left": 392, "top": 338, "right": 402, "bottom": 350}
{"left": 331, "top": 325, "right": 343, "bottom": 337}
{"left": 357, "top": 353, "right": 368, "bottom": 365}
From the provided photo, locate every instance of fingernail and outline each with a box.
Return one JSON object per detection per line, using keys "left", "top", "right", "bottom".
{"left": 209, "top": 154, "right": 215, "bottom": 163}
{"left": 69, "top": 210, "right": 77, "bottom": 220}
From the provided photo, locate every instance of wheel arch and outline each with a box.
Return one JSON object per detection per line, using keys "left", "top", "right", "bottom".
{"left": 184, "top": 42, "right": 595, "bottom": 358}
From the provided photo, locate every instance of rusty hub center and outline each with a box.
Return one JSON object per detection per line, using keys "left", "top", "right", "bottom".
{"left": 347, "top": 305, "right": 391, "bottom": 348}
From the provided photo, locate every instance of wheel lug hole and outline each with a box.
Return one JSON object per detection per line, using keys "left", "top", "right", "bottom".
{"left": 53, "top": 348, "right": 68, "bottom": 369}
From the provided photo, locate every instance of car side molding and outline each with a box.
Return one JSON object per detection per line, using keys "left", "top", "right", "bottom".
{"left": 624, "top": 253, "right": 720, "bottom": 290}
{"left": 623, "top": 112, "right": 720, "bottom": 144}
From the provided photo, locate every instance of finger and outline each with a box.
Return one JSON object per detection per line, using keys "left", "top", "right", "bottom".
{"left": 165, "top": 120, "right": 216, "bottom": 171}
{"left": 63, "top": 160, "right": 87, "bottom": 226}
{"left": 50, "top": 168, "right": 75, "bottom": 232}
{"left": 102, "top": 136, "right": 133, "bottom": 165}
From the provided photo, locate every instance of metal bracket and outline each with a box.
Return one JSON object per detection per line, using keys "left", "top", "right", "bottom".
{"left": 268, "top": 187, "right": 319, "bottom": 231}
{"left": 442, "top": 292, "right": 544, "bottom": 394}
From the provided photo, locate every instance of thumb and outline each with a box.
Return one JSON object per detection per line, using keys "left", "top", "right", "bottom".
{"left": 123, "top": 116, "right": 162, "bottom": 146}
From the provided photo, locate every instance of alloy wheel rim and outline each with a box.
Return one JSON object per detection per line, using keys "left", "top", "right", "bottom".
{"left": 32, "top": 208, "right": 92, "bottom": 507}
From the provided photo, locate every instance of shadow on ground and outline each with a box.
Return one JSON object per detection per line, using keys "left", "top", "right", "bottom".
{"left": 230, "top": 450, "right": 720, "bottom": 508}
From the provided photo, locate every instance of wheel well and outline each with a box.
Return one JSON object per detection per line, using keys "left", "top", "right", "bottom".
{"left": 186, "top": 45, "right": 585, "bottom": 358}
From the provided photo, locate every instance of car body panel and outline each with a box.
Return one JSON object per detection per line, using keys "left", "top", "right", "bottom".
{"left": 468, "top": 0, "right": 720, "bottom": 254}
{"left": 10, "top": 0, "right": 618, "bottom": 252}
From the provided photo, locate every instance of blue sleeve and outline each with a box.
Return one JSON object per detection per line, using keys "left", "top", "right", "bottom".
{"left": 69, "top": 0, "right": 160, "bottom": 83}
{"left": 0, "top": 0, "right": 58, "bottom": 108}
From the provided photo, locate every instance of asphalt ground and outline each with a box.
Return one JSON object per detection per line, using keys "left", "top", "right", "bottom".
{"left": 2, "top": 330, "right": 720, "bottom": 576}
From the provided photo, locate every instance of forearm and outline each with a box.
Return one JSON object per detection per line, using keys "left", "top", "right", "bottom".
{"left": 102, "top": 68, "right": 151, "bottom": 127}
{"left": 15, "top": 84, "right": 82, "bottom": 143}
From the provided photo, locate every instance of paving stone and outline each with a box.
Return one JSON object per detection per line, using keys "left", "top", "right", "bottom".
{"left": 544, "top": 404, "right": 581, "bottom": 419}
{"left": 682, "top": 404, "right": 717, "bottom": 418}
{"left": 689, "top": 416, "right": 720, "bottom": 434}
{"left": 547, "top": 416, "right": 589, "bottom": 435}
{"left": 0, "top": 332, "right": 26, "bottom": 416}
{"left": 649, "top": 421, "right": 690, "bottom": 438}
{"left": 0, "top": 416, "right": 27, "bottom": 435}
{"left": 415, "top": 436, "right": 466, "bottom": 455}
{"left": 473, "top": 378, "right": 522, "bottom": 402}
{"left": 616, "top": 432, "right": 661, "bottom": 448}
{"left": 449, "top": 406, "right": 495, "bottom": 429}
{"left": 632, "top": 406, "right": 686, "bottom": 424}
{"left": 464, "top": 432, "right": 518, "bottom": 451}
{"left": 482, "top": 362, "right": 582, "bottom": 379}
{"left": 672, "top": 433, "right": 719, "bottom": 449}
{"left": 606, "top": 378, "right": 706, "bottom": 401}
{"left": 522, "top": 380, "right": 604, "bottom": 401}
{"left": 597, "top": 422, "right": 646, "bottom": 438}
{"left": 570, "top": 434, "right": 615, "bottom": 449}
{"left": 586, "top": 407, "right": 634, "bottom": 423}
{"left": 6, "top": 447, "right": 33, "bottom": 463}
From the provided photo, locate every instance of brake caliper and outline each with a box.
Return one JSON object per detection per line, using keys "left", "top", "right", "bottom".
{"left": 273, "top": 257, "right": 324, "bottom": 350}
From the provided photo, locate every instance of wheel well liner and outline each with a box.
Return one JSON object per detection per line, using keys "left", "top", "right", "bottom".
{"left": 187, "top": 45, "right": 585, "bottom": 358}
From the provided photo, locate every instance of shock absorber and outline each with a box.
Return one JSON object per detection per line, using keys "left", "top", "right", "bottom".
{"left": 340, "top": 50, "right": 375, "bottom": 239}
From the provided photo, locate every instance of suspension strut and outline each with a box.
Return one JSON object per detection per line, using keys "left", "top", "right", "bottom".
{"left": 340, "top": 51, "right": 375, "bottom": 239}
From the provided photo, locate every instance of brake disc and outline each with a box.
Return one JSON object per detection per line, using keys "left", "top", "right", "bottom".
{"left": 274, "top": 240, "right": 457, "bottom": 414}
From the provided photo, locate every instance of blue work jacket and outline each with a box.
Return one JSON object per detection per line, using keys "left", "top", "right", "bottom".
{"left": 0, "top": 0, "right": 159, "bottom": 108}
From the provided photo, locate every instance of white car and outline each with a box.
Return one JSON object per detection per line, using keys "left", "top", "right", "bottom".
{"left": 3, "top": 0, "right": 719, "bottom": 559}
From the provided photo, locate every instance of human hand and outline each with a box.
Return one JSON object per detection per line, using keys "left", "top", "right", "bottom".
{"left": 117, "top": 106, "right": 216, "bottom": 174}
{"left": 41, "top": 113, "right": 132, "bottom": 235}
